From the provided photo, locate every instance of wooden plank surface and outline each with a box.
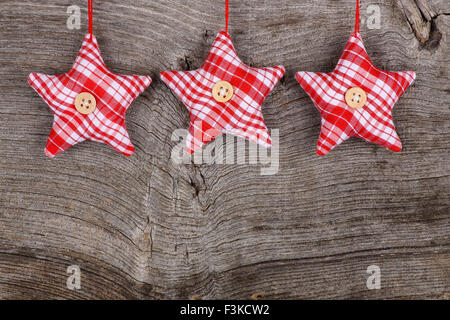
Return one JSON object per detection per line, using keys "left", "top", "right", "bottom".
{"left": 0, "top": 0, "right": 449, "bottom": 299}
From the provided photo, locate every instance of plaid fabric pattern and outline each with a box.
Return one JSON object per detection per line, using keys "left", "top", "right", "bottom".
{"left": 296, "top": 32, "right": 415, "bottom": 156}
{"left": 161, "top": 31, "right": 285, "bottom": 154}
{"left": 28, "top": 33, "right": 152, "bottom": 157}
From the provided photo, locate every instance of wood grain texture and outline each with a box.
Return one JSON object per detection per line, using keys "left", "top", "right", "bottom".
{"left": 0, "top": 0, "right": 449, "bottom": 299}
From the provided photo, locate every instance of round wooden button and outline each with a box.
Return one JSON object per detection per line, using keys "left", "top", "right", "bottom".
{"left": 74, "top": 92, "right": 96, "bottom": 115}
{"left": 345, "top": 87, "right": 367, "bottom": 109}
{"left": 212, "top": 81, "right": 234, "bottom": 103}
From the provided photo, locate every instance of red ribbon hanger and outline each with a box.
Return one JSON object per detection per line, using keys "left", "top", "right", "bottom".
{"left": 225, "top": 0, "right": 229, "bottom": 33}
{"left": 88, "top": 0, "right": 93, "bottom": 35}
{"left": 355, "top": 0, "right": 360, "bottom": 36}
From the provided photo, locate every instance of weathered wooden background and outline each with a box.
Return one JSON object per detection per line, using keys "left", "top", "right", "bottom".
{"left": 0, "top": 0, "right": 448, "bottom": 299}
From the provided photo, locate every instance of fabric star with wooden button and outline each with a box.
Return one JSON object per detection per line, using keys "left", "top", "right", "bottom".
{"left": 296, "top": 32, "right": 415, "bottom": 156}
{"left": 161, "top": 31, "right": 285, "bottom": 154}
{"left": 28, "top": 33, "right": 152, "bottom": 157}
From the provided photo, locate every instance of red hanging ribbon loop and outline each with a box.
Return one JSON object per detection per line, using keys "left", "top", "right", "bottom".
{"left": 88, "top": 0, "right": 93, "bottom": 35}
{"left": 355, "top": 0, "right": 360, "bottom": 36}
{"left": 225, "top": 0, "right": 229, "bottom": 33}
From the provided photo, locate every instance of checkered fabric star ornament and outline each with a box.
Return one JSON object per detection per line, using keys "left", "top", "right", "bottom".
{"left": 29, "top": 1, "right": 152, "bottom": 158}
{"left": 296, "top": 2, "right": 415, "bottom": 156}
{"left": 161, "top": 31, "right": 285, "bottom": 154}
{"left": 28, "top": 33, "right": 151, "bottom": 158}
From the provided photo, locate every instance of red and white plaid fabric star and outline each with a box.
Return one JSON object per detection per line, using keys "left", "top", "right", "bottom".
{"left": 296, "top": 32, "right": 415, "bottom": 156}
{"left": 161, "top": 31, "right": 285, "bottom": 154}
{"left": 28, "top": 33, "right": 151, "bottom": 157}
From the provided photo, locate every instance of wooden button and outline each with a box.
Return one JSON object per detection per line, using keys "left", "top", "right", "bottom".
{"left": 74, "top": 92, "right": 96, "bottom": 115}
{"left": 212, "top": 81, "right": 234, "bottom": 103}
{"left": 345, "top": 87, "right": 367, "bottom": 109}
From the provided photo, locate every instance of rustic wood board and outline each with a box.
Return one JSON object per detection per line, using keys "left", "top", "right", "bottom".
{"left": 0, "top": 0, "right": 448, "bottom": 299}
